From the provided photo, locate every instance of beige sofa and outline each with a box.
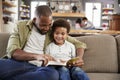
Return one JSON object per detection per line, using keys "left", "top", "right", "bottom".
{"left": 0, "top": 32, "right": 120, "bottom": 80}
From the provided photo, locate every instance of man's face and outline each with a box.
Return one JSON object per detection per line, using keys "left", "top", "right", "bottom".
{"left": 35, "top": 16, "right": 52, "bottom": 34}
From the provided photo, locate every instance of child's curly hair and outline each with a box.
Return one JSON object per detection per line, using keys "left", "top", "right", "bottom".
{"left": 50, "top": 18, "right": 71, "bottom": 41}
{"left": 52, "top": 18, "right": 70, "bottom": 33}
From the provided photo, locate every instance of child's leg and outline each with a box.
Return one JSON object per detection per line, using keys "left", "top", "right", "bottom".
{"left": 56, "top": 66, "right": 71, "bottom": 80}
{"left": 70, "top": 67, "right": 89, "bottom": 80}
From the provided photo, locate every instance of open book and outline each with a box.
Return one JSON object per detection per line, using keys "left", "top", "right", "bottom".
{"left": 46, "top": 57, "right": 79, "bottom": 66}
{"left": 29, "top": 60, "right": 66, "bottom": 67}
{"left": 29, "top": 57, "right": 79, "bottom": 67}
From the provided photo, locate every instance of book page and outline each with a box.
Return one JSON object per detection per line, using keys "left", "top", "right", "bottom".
{"left": 46, "top": 57, "right": 79, "bottom": 66}
{"left": 46, "top": 61, "right": 66, "bottom": 66}
{"left": 28, "top": 57, "right": 79, "bottom": 67}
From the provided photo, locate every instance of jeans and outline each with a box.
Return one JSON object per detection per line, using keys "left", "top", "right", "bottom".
{"left": 56, "top": 66, "right": 71, "bottom": 80}
{"left": 54, "top": 66, "right": 89, "bottom": 80}
{"left": 70, "top": 67, "right": 90, "bottom": 80}
{"left": 0, "top": 59, "right": 59, "bottom": 80}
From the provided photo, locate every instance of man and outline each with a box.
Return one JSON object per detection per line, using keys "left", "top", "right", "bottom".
{"left": 81, "top": 17, "right": 95, "bottom": 30}
{"left": 0, "top": 5, "right": 88, "bottom": 80}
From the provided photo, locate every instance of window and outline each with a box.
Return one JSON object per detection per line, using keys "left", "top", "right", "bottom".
{"left": 85, "top": 2, "right": 101, "bottom": 28}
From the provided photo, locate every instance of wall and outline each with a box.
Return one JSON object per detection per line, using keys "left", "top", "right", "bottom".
{"left": 2, "top": 0, "right": 18, "bottom": 33}
{"left": 0, "top": 1, "right": 2, "bottom": 32}
{"left": 84, "top": 0, "right": 114, "bottom": 3}
{"left": 114, "top": 0, "right": 120, "bottom": 14}
{"left": 24, "top": 0, "right": 119, "bottom": 14}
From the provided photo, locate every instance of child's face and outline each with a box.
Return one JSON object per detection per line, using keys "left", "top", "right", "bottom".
{"left": 53, "top": 27, "right": 68, "bottom": 45}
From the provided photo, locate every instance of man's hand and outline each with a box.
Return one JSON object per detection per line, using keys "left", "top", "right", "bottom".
{"left": 35, "top": 54, "right": 54, "bottom": 66}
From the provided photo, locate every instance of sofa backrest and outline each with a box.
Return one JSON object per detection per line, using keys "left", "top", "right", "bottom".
{"left": 75, "top": 34, "right": 118, "bottom": 73}
{"left": 115, "top": 35, "right": 120, "bottom": 73}
{"left": 0, "top": 33, "right": 10, "bottom": 57}
{"left": 0, "top": 33, "right": 119, "bottom": 73}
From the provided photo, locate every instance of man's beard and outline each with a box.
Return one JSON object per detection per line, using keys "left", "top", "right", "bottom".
{"left": 33, "top": 23, "right": 48, "bottom": 35}
{"left": 39, "top": 30, "right": 48, "bottom": 35}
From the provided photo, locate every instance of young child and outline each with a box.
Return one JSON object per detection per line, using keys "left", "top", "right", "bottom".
{"left": 45, "top": 18, "right": 89, "bottom": 80}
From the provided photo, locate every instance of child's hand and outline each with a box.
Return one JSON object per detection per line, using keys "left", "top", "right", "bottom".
{"left": 67, "top": 57, "right": 84, "bottom": 67}
{"left": 67, "top": 57, "right": 79, "bottom": 67}
{"left": 73, "top": 58, "right": 84, "bottom": 67}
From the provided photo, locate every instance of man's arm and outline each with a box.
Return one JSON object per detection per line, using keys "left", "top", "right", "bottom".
{"left": 66, "top": 36, "right": 86, "bottom": 49}
{"left": 12, "top": 49, "right": 49, "bottom": 66}
{"left": 75, "top": 48, "right": 85, "bottom": 67}
{"left": 6, "top": 21, "right": 53, "bottom": 66}
{"left": 67, "top": 48, "right": 85, "bottom": 67}
{"left": 76, "top": 48, "right": 85, "bottom": 59}
{"left": 66, "top": 36, "right": 86, "bottom": 67}
{"left": 6, "top": 21, "right": 45, "bottom": 61}
{"left": 12, "top": 49, "right": 44, "bottom": 61}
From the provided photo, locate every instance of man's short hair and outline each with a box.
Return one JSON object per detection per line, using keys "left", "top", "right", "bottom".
{"left": 82, "top": 17, "right": 88, "bottom": 20}
{"left": 35, "top": 5, "right": 52, "bottom": 17}
{"left": 76, "top": 18, "right": 82, "bottom": 24}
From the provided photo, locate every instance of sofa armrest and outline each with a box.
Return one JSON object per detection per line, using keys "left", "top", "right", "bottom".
{"left": 0, "top": 33, "right": 10, "bottom": 57}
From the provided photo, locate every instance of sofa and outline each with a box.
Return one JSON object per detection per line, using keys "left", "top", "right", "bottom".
{"left": 0, "top": 32, "right": 120, "bottom": 80}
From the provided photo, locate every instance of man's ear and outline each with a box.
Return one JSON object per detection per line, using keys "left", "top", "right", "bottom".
{"left": 33, "top": 18, "right": 36, "bottom": 23}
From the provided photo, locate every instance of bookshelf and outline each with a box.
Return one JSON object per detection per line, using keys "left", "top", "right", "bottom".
{"left": 101, "top": 4, "right": 114, "bottom": 29}
{"left": 19, "top": 5, "right": 30, "bottom": 20}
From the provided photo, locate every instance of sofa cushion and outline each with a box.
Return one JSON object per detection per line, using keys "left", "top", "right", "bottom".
{"left": 75, "top": 34, "right": 118, "bottom": 73}
{"left": 87, "top": 73, "right": 120, "bottom": 80}
{"left": 115, "top": 35, "right": 120, "bottom": 73}
{"left": 0, "top": 33, "right": 10, "bottom": 57}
